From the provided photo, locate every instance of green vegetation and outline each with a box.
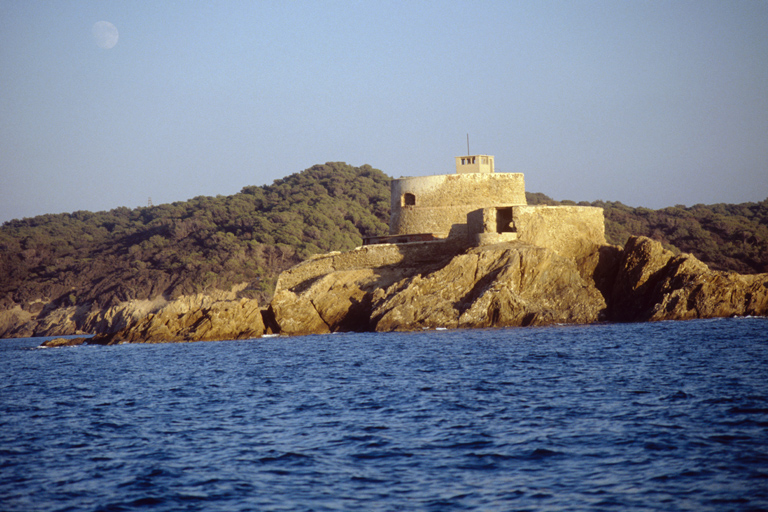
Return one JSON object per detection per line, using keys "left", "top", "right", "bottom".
{"left": 1, "top": 163, "right": 765, "bottom": 316}
{"left": 0, "top": 162, "right": 390, "bottom": 309}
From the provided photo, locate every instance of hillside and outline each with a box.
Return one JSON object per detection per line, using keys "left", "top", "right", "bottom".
{"left": 0, "top": 162, "right": 390, "bottom": 313}
{"left": 1, "top": 162, "right": 766, "bottom": 337}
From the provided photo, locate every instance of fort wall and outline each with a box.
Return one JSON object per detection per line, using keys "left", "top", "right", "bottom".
{"left": 469, "top": 205, "right": 606, "bottom": 259}
{"left": 390, "top": 173, "right": 526, "bottom": 236}
{"left": 276, "top": 239, "right": 465, "bottom": 292}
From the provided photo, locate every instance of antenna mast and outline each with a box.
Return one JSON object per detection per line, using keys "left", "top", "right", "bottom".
{"left": 466, "top": 134, "right": 470, "bottom": 155}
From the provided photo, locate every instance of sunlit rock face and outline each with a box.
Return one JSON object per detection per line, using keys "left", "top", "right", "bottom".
{"left": 269, "top": 236, "right": 768, "bottom": 336}
{"left": 93, "top": 294, "right": 266, "bottom": 343}
{"left": 270, "top": 239, "right": 611, "bottom": 335}
{"left": 370, "top": 243, "right": 608, "bottom": 332}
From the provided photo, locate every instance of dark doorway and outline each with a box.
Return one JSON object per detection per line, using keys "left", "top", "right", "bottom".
{"left": 496, "top": 207, "right": 514, "bottom": 233}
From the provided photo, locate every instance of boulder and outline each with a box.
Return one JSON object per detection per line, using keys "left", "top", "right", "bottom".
{"left": 39, "top": 337, "right": 88, "bottom": 348}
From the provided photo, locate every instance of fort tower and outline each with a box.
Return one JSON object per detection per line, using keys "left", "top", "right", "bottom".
{"left": 389, "top": 155, "right": 526, "bottom": 239}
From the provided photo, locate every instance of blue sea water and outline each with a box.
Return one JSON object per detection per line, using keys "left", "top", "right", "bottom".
{"left": 2, "top": 318, "right": 768, "bottom": 511}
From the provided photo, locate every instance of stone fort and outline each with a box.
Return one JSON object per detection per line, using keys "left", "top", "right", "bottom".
{"left": 278, "top": 155, "right": 607, "bottom": 294}
{"left": 367, "top": 155, "right": 606, "bottom": 258}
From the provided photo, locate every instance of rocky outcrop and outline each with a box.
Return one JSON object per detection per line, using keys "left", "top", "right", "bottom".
{"left": 40, "top": 337, "right": 88, "bottom": 348}
{"left": 269, "top": 239, "right": 463, "bottom": 335}
{"left": 0, "top": 284, "right": 266, "bottom": 341}
{"left": 88, "top": 293, "right": 266, "bottom": 344}
{"left": 271, "top": 240, "right": 615, "bottom": 334}
{"left": 11, "top": 235, "right": 768, "bottom": 345}
{"left": 34, "top": 292, "right": 267, "bottom": 346}
{"left": 370, "top": 243, "right": 608, "bottom": 331}
{"left": 611, "top": 236, "right": 768, "bottom": 321}
{"left": 269, "top": 236, "right": 767, "bottom": 335}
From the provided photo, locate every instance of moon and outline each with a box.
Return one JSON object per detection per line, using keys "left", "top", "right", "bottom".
{"left": 93, "top": 21, "right": 119, "bottom": 49}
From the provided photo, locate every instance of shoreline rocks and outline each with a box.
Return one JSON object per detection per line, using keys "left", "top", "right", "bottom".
{"left": 2, "top": 236, "right": 766, "bottom": 345}
{"left": 611, "top": 236, "right": 768, "bottom": 322}
{"left": 268, "top": 236, "right": 767, "bottom": 336}
{"left": 39, "top": 337, "right": 89, "bottom": 348}
{"left": 88, "top": 293, "right": 267, "bottom": 344}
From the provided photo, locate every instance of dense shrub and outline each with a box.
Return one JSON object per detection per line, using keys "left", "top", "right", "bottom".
{"left": 0, "top": 163, "right": 390, "bottom": 308}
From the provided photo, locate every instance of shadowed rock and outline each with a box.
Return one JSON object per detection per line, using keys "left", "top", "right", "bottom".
{"left": 611, "top": 236, "right": 768, "bottom": 321}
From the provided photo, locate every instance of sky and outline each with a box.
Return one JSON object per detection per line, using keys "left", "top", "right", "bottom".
{"left": 1, "top": 1, "right": 767, "bottom": 223}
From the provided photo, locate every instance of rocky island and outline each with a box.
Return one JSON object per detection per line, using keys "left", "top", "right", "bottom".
{"left": 37, "top": 154, "right": 767, "bottom": 346}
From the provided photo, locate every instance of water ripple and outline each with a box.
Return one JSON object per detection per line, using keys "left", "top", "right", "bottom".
{"left": 1, "top": 318, "right": 768, "bottom": 511}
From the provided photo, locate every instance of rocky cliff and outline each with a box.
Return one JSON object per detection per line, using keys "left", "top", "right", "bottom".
{"left": 269, "top": 236, "right": 767, "bottom": 336}
{"left": 611, "top": 236, "right": 768, "bottom": 321}
{"left": 21, "top": 235, "right": 768, "bottom": 344}
{"left": 271, "top": 242, "right": 610, "bottom": 334}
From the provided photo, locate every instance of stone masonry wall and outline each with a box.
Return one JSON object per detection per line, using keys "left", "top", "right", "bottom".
{"left": 390, "top": 173, "right": 526, "bottom": 236}
{"left": 275, "top": 238, "right": 466, "bottom": 293}
{"left": 512, "top": 205, "right": 606, "bottom": 259}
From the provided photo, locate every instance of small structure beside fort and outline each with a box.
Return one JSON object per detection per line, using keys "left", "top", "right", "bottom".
{"left": 366, "top": 155, "right": 606, "bottom": 258}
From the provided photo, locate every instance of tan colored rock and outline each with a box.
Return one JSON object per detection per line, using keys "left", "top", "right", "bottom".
{"left": 270, "top": 240, "right": 459, "bottom": 336}
{"left": 649, "top": 254, "right": 768, "bottom": 321}
{"left": 0, "top": 305, "right": 33, "bottom": 338}
{"left": 269, "top": 289, "right": 330, "bottom": 336}
{"left": 271, "top": 235, "right": 767, "bottom": 336}
{"left": 0, "top": 284, "right": 256, "bottom": 341}
{"left": 372, "top": 243, "right": 607, "bottom": 331}
{"left": 272, "top": 267, "right": 413, "bottom": 335}
{"left": 271, "top": 241, "right": 609, "bottom": 334}
{"left": 612, "top": 236, "right": 768, "bottom": 321}
{"left": 39, "top": 337, "right": 87, "bottom": 348}
{"left": 96, "top": 294, "right": 265, "bottom": 343}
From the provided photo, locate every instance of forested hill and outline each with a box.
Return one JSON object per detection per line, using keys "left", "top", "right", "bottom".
{"left": 0, "top": 162, "right": 390, "bottom": 309}
{"left": 1, "top": 161, "right": 766, "bottom": 317}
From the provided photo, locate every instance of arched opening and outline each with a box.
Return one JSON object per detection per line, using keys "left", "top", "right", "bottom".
{"left": 403, "top": 193, "right": 416, "bottom": 206}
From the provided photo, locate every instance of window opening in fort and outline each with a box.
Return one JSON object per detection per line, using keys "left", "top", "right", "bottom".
{"left": 496, "top": 207, "right": 514, "bottom": 233}
{"left": 403, "top": 193, "right": 416, "bottom": 206}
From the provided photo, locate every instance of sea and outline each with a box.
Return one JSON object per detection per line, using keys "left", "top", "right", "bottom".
{"left": 2, "top": 318, "right": 767, "bottom": 512}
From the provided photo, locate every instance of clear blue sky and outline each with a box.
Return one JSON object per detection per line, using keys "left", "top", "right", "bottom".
{"left": 2, "top": 1, "right": 767, "bottom": 223}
